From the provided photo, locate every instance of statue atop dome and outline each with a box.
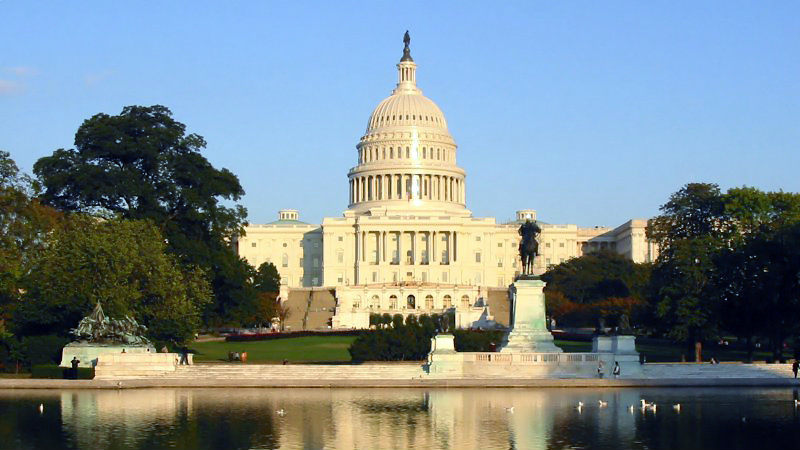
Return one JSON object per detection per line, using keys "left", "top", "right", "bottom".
{"left": 401, "top": 30, "right": 413, "bottom": 62}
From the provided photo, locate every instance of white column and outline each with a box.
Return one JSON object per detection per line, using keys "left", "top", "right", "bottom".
{"left": 432, "top": 231, "right": 437, "bottom": 262}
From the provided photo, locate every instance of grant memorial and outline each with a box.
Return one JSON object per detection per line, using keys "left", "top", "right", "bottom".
{"left": 499, "top": 220, "right": 561, "bottom": 353}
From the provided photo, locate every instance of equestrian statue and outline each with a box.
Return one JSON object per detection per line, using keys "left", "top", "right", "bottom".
{"left": 518, "top": 219, "right": 541, "bottom": 277}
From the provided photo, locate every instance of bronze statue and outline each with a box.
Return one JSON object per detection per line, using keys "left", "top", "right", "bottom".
{"left": 518, "top": 219, "right": 541, "bottom": 276}
{"left": 401, "top": 31, "right": 413, "bottom": 62}
{"left": 70, "top": 302, "right": 152, "bottom": 346}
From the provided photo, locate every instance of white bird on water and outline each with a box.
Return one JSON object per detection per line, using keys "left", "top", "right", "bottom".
{"left": 505, "top": 406, "right": 514, "bottom": 413}
{"left": 38, "top": 404, "right": 44, "bottom": 414}
{"left": 276, "top": 409, "right": 286, "bottom": 417}
{"left": 576, "top": 401, "right": 584, "bottom": 413}
{"left": 673, "top": 403, "right": 681, "bottom": 412}
{"left": 794, "top": 399, "right": 800, "bottom": 407}
{"left": 598, "top": 400, "right": 608, "bottom": 408}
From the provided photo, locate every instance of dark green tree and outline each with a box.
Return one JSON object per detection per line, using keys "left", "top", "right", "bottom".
{"left": 254, "top": 262, "right": 281, "bottom": 293}
{"left": 0, "top": 151, "right": 61, "bottom": 335}
{"left": 32, "top": 105, "right": 255, "bottom": 326}
{"left": 647, "top": 183, "right": 727, "bottom": 361}
{"left": 14, "top": 216, "right": 212, "bottom": 343}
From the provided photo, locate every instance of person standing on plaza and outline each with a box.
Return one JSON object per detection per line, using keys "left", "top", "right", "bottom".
{"left": 792, "top": 359, "right": 798, "bottom": 379}
{"left": 613, "top": 362, "right": 620, "bottom": 378}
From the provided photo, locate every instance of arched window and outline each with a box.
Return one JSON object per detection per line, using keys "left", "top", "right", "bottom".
{"left": 443, "top": 295, "right": 452, "bottom": 308}
{"left": 407, "top": 295, "right": 416, "bottom": 309}
{"left": 461, "top": 295, "right": 470, "bottom": 309}
{"left": 371, "top": 295, "right": 380, "bottom": 309}
{"left": 389, "top": 295, "right": 398, "bottom": 309}
{"left": 425, "top": 295, "right": 434, "bottom": 310}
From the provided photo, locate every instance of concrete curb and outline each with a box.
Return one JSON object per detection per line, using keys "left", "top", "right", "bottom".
{"left": 2, "top": 377, "right": 799, "bottom": 390}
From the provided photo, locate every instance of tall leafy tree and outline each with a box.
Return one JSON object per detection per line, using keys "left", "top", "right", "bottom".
{"left": 33, "top": 105, "right": 255, "bottom": 325}
{"left": 647, "top": 183, "right": 727, "bottom": 361}
{"left": 0, "top": 151, "right": 60, "bottom": 334}
{"left": 14, "top": 216, "right": 211, "bottom": 343}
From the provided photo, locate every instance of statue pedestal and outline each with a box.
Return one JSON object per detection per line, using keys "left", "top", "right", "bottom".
{"left": 500, "top": 279, "right": 561, "bottom": 353}
{"left": 426, "top": 335, "right": 464, "bottom": 376}
{"left": 60, "top": 343, "right": 155, "bottom": 368}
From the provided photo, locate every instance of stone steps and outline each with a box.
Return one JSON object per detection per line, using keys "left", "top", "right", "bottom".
{"left": 161, "top": 364, "right": 426, "bottom": 380}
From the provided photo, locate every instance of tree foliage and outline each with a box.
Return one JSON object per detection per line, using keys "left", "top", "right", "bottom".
{"left": 32, "top": 105, "right": 257, "bottom": 326}
{"left": 541, "top": 251, "right": 651, "bottom": 327}
{"left": 648, "top": 183, "right": 800, "bottom": 361}
{"left": 0, "top": 151, "right": 61, "bottom": 334}
{"left": 13, "top": 216, "right": 212, "bottom": 343}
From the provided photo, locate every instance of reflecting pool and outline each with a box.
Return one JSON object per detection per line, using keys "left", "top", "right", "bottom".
{"left": 2, "top": 387, "right": 800, "bottom": 449}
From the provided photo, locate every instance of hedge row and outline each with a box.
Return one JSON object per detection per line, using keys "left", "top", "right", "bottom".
{"left": 31, "top": 364, "right": 94, "bottom": 379}
{"left": 226, "top": 330, "right": 364, "bottom": 342}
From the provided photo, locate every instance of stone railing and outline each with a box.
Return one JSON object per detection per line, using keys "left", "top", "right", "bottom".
{"left": 466, "top": 352, "right": 600, "bottom": 365}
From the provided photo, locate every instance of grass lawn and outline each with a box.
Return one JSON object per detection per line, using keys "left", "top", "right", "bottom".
{"left": 190, "top": 336, "right": 357, "bottom": 363}
{"left": 188, "top": 335, "right": 791, "bottom": 365}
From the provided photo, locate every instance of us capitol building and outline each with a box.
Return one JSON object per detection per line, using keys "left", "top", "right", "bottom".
{"left": 235, "top": 35, "right": 657, "bottom": 329}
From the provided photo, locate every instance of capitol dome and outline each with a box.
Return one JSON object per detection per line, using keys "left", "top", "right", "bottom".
{"left": 348, "top": 33, "right": 467, "bottom": 216}
{"left": 365, "top": 85, "right": 449, "bottom": 133}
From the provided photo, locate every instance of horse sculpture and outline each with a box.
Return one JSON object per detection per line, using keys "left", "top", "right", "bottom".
{"left": 518, "top": 220, "right": 541, "bottom": 276}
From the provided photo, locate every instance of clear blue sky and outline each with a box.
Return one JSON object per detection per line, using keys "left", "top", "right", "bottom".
{"left": 2, "top": 1, "right": 798, "bottom": 227}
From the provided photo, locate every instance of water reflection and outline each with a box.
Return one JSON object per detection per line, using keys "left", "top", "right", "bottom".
{"left": 1, "top": 387, "right": 800, "bottom": 449}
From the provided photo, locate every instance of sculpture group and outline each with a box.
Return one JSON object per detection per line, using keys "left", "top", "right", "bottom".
{"left": 71, "top": 302, "right": 152, "bottom": 346}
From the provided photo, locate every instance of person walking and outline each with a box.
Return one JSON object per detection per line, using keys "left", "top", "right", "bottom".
{"left": 613, "top": 362, "right": 621, "bottom": 378}
{"left": 597, "top": 360, "right": 605, "bottom": 378}
{"left": 792, "top": 359, "right": 798, "bottom": 379}
{"left": 179, "top": 347, "right": 189, "bottom": 365}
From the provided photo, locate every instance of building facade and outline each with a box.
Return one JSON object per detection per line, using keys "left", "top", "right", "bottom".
{"left": 235, "top": 38, "right": 657, "bottom": 329}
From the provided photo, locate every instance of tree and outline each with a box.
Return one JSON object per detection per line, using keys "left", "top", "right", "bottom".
{"left": 541, "top": 251, "right": 651, "bottom": 327}
{"left": 0, "top": 151, "right": 60, "bottom": 334}
{"left": 13, "top": 216, "right": 212, "bottom": 343}
{"left": 32, "top": 105, "right": 255, "bottom": 326}
{"left": 647, "top": 183, "right": 727, "bottom": 361}
{"left": 254, "top": 262, "right": 281, "bottom": 293}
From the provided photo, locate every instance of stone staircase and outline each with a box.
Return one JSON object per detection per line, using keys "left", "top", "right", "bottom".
{"left": 161, "top": 363, "right": 426, "bottom": 380}
{"left": 641, "top": 363, "right": 796, "bottom": 379}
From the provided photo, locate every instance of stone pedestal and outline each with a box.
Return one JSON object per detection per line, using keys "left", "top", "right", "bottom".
{"left": 592, "top": 335, "right": 642, "bottom": 378}
{"left": 499, "top": 279, "right": 561, "bottom": 353}
{"left": 60, "top": 343, "right": 156, "bottom": 368}
{"left": 426, "top": 335, "right": 464, "bottom": 376}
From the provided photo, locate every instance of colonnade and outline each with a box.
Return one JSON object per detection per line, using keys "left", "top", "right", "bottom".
{"left": 349, "top": 173, "right": 465, "bottom": 205}
{"left": 355, "top": 229, "right": 458, "bottom": 266}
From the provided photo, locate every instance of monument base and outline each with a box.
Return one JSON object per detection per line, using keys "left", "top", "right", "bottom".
{"left": 499, "top": 278, "right": 562, "bottom": 353}
{"left": 426, "top": 335, "right": 464, "bottom": 376}
{"left": 60, "top": 343, "right": 156, "bottom": 368}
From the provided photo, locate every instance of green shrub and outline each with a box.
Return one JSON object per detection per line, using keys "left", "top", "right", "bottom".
{"left": 453, "top": 330, "right": 505, "bottom": 352}
{"left": 22, "top": 335, "right": 69, "bottom": 366}
{"left": 31, "top": 364, "right": 94, "bottom": 379}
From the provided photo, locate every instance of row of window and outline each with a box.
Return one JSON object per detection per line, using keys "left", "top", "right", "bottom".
{"left": 359, "top": 145, "right": 452, "bottom": 164}
{"left": 351, "top": 294, "right": 471, "bottom": 310}
{"left": 370, "top": 113, "right": 443, "bottom": 128}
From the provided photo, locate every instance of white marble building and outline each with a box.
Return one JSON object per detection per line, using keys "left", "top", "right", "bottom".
{"left": 234, "top": 37, "right": 657, "bottom": 329}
